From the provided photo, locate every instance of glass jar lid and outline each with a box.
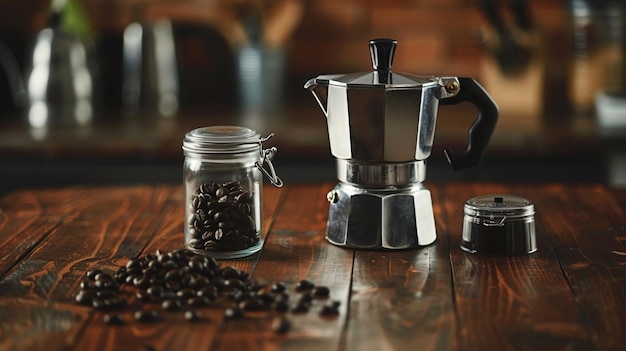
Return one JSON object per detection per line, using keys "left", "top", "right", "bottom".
{"left": 464, "top": 194, "right": 534, "bottom": 219}
{"left": 182, "top": 125, "right": 284, "bottom": 187}
{"left": 182, "top": 125, "right": 261, "bottom": 154}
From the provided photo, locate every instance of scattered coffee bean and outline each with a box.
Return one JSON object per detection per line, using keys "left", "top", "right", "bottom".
{"left": 271, "top": 282, "right": 286, "bottom": 293}
{"left": 96, "top": 289, "right": 117, "bottom": 299}
{"left": 176, "top": 288, "right": 196, "bottom": 300}
{"left": 221, "top": 266, "right": 242, "bottom": 279}
{"left": 94, "top": 277, "right": 118, "bottom": 290}
{"left": 295, "top": 279, "right": 315, "bottom": 292}
{"left": 92, "top": 297, "right": 121, "bottom": 310}
{"left": 313, "top": 286, "right": 330, "bottom": 298}
{"left": 114, "top": 267, "right": 128, "bottom": 284}
{"left": 228, "top": 289, "right": 243, "bottom": 301}
{"left": 134, "top": 309, "right": 160, "bottom": 323}
{"left": 272, "top": 300, "right": 289, "bottom": 313}
{"left": 126, "top": 259, "right": 141, "bottom": 270}
{"left": 319, "top": 301, "right": 341, "bottom": 317}
{"left": 291, "top": 301, "right": 310, "bottom": 314}
{"left": 136, "top": 291, "right": 151, "bottom": 303}
{"left": 239, "top": 291, "right": 258, "bottom": 301}
{"left": 239, "top": 298, "right": 265, "bottom": 312}
{"left": 75, "top": 290, "right": 95, "bottom": 305}
{"left": 79, "top": 280, "right": 95, "bottom": 290}
{"left": 273, "top": 292, "right": 290, "bottom": 303}
{"left": 160, "top": 290, "right": 177, "bottom": 300}
{"left": 146, "top": 285, "right": 163, "bottom": 297}
{"left": 165, "top": 280, "right": 182, "bottom": 291}
{"left": 299, "top": 292, "right": 315, "bottom": 304}
{"left": 187, "top": 296, "right": 210, "bottom": 307}
{"left": 103, "top": 313, "right": 124, "bottom": 325}
{"left": 271, "top": 316, "right": 291, "bottom": 334}
{"left": 196, "top": 286, "right": 218, "bottom": 299}
{"left": 86, "top": 269, "right": 103, "bottom": 280}
{"left": 257, "top": 291, "right": 275, "bottom": 304}
{"left": 162, "top": 299, "right": 183, "bottom": 311}
{"left": 224, "top": 305, "right": 244, "bottom": 319}
{"left": 75, "top": 249, "right": 339, "bottom": 334}
{"left": 189, "top": 276, "right": 210, "bottom": 289}
{"left": 133, "top": 276, "right": 150, "bottom": 289}
{"left": 125, "top": 274, "right": 137, "bottom": 285}
{"left": 94, "top": 272, "right": 114, "bottom": 282}
{"left": 224, "top": 278, "right": 245, "bottom": 290}
{"left": 184, "top": 309, "right": 202, "bottom": 322}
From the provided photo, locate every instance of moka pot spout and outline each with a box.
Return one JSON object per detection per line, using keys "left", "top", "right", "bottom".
{"left": 304, "top": 77, "right": 330, "bottom": 117}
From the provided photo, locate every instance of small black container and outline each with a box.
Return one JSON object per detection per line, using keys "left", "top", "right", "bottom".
{"left": 461, "top": 194, "right": 536, "bottom": 255}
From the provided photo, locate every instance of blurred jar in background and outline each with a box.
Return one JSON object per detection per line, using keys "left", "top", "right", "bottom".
{"left": 235, "top": 0, "right": 303, "bottom": 132}
{"left": 568, "top": 0, "right": 624, "bottom": 116}
{"left": 122, "top": 19, "right": 179, "bottom": 118}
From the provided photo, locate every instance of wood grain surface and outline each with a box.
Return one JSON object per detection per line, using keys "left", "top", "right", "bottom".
{"left": 0, "top": 182, "right": 625, "bottom": 351}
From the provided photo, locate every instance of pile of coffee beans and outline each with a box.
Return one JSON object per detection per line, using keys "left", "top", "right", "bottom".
{"left": 74, "top": 249, "right": 340, "bottom": 333}
{"left": 187, "top": 181, "right": 259, "bottom": 253}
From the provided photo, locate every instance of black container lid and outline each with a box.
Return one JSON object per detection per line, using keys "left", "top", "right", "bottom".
{"left": 462, "top": 194, "right": 537, "bottom": 255}
{"left": 464, "top": 194, "right": 535, "bottom": 219}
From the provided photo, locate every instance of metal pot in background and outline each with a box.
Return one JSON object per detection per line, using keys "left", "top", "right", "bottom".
{"left": 122, "top": 19, "right": 179, "bottom": 118}
{"left": 237, "top": 43, "right": 286, "bottom": 130}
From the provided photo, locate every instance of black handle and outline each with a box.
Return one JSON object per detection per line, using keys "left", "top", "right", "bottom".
{"left": 439, "top": 78, "right": 499, "bottom": 170}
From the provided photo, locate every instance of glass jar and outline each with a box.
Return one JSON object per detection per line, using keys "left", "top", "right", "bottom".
{"left": 182, "top": 125, "right": 282, "bottom": 259}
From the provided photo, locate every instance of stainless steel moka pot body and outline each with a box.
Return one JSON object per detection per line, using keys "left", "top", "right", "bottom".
{"left": 305, "top": 38, "right": 499, "bottom": 249}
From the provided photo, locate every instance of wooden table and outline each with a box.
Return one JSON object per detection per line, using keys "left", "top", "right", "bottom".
{"left": 1, "top": 182, "right": 625, "bottom": 351}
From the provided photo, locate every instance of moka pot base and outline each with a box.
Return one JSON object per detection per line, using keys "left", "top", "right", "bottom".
{"left": 324, "top": 159, "right": 436, "bottom": 250}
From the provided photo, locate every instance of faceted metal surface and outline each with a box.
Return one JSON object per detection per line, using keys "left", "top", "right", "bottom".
{"left": 320, "top": 83, "right": 455, "bottom": 163}
{"left": 325, "top": 182, "right": 436, "bottom": 249}
{"left": 304, "top": 38, "right": 460, "bottom": 163}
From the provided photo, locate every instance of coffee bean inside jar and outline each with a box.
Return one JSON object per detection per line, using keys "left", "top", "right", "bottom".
{"left": 187, "top": 181, "right": 259, "bottom": 254}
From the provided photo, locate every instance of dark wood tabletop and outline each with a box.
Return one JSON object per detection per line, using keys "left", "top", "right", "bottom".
{"left": 1, "top": 182, "right": 625, "bottom": 351}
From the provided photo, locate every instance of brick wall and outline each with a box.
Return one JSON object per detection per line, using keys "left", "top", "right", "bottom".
{"left": 290, "top": 0, "right": 569, "bottom": 80}
{"left": 290, "top": 0, "right": 484, "bottom": 76}
{"left": 0, "top": 0, "right": 573, "bottom": 112}
{"left": 7, "top": 0, "right": 570, "bottom": 77}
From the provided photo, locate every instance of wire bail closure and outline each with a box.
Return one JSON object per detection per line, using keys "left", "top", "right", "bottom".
{"left": 483, "top": 216, "right": 506, "bottom": 227}
{"left": 256, "top": 133, "right": 284, "bottom": 188}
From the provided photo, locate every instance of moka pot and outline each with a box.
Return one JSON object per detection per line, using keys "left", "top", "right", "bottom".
{"left": 305, "top": 38, "right": 499, "bottom": 249}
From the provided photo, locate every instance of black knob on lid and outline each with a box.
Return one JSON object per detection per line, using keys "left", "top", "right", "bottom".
{"left": 369, "top": 38, "right": 397, "bottom": 71}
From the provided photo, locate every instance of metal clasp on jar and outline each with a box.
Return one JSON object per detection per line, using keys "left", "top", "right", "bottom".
{"left": 256, "top": 133, "right": 284, "bottom": 187}
{"left": 483, "top": 216, "right": 506, "bottom": 227}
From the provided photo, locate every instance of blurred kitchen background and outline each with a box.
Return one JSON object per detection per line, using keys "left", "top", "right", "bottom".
{"left": 0, "top": 0, "right": 624, "bottom": 194}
